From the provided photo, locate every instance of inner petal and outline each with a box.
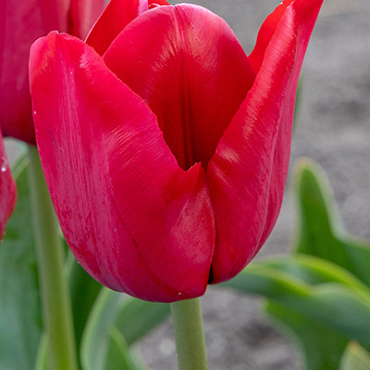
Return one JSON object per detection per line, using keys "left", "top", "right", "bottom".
{"left": 103, "top": 4, "right": 255, "bottom": 170}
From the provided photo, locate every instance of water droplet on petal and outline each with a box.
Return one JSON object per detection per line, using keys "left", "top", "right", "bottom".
{"left": 1, "top": 157, "right": 8, "bottom": 173}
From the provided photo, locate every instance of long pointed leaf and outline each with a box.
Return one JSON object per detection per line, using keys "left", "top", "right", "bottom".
{"left": 294, "top": 158, "right": 370, "bottom": 288}
{"left": 66, "top": 251, "right": 102, "bottom": 355}
{"left": 0, "top": 156, "right": 42, "bottom": 370}
{"left": 105, "top": 328, "right": 148, "bottom": 370}
{"left": 339, "top": 342, "right": 370, "bottom": 370}
{"left": 224, "top": 263, "right": 370, "bottom": 348}
{"left": 114, "top": 299, "right": 170, "bottom": 346}
{"left": 80, "top": 288, "right": 123, "bottom": 370}
{"left": 266, "top": 301, "right": 348, "bottom": 370}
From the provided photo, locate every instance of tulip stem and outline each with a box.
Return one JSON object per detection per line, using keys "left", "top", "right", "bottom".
{"left": 170, "top": 298, "right": 208, "bottom": 370}
{"left": 27, "top": 146, "right": 78, "bottom": 370}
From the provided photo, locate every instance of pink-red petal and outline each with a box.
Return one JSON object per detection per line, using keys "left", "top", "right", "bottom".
{"left": 103, "top": 4, "right": 255, "bottom": 170}
{"left": 68, "top": 0, "right": 105, "bottom": 40}
{"left": 248, "top": 0, "right": 294, "bottom": 73}
{"left": 0, "top": 130, "right": 17, "bottom": 240}
{"left": 30, "top": 32, "right": 214, "bottom": 302}
{"left": 207, "top": 0, "right": 324, "bottom": 283}
{"left": 86, "top": 0, "right": 150, "bottom": 55}
{"left": 0, "top": 0, "right": 69, "bottom": 144}
{"left": 0, "top": 0, "right": 104, "bottom": 144}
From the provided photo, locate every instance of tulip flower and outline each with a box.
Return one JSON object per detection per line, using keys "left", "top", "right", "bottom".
{"left": 0, "top": 130, "right": 16, "bottom": 240}
{"left": 30, "top": 0, "right": 323, "bottom": 302}
{"left": 0, "top": 0, "right": 105, "bottom": 144}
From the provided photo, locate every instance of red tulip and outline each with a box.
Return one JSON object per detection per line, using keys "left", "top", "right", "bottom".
{"left": 0, "top": 0, "right": 105, "bottom": 144}
{"left": 30, "top": 0, "right": 323, "bottom": 302}
{"left": 0, "top": 131, "right": 17, "bottom": 240}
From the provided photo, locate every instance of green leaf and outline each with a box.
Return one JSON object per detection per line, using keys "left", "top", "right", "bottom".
{"left": 224, "top": 263, "right": 370, "bottom": 348}
{"left": 224, "top": 256, "right": 370, "bottom": 369}
{"left": 266, "top": 301, "right": 348, "bottom": 370}
{"left": 80, "top": 287, "right": 169, "bottom": 370}
{"left": 294, "top": 158, "right": 370, "bottom": 288}
{"left": 260, "top": 254, "right": 369, "bottom": 293}
{"left": 105, "top": 328, "right": 147, "bottom": 370}
{"left": 66, "top": 250, "right": 102, "bottom": 356}
{"left": 80, "top": 288, "right": 124, "bottom": 370}
{"left": 339, "top": 342, "right": 370, "bottom": 370}
{"left": 114, "top": 298, "right": 170, "bottom": 346}
{"left": 0, "top": 156, "right": 42, "bottom": 370}
{"left": 34, "top": 334, "right": 49, "bottom": 370}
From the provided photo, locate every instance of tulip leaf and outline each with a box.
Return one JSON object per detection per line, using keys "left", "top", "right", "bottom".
{"left": 0, "top": 155, "right": 42, "bottom": 370}
{"left": 294, "top": 158, "right": 370, "bottom": 288}
{"left": 80, "top": 284, "right": 169, "bottom": 370}
{"left": 104, "top": 327, "right": 148, "bottom": 370}
{"left": 339, "top": 342, "right": 370, "bottom": 370}
{"left": 259, "top": 255, "right": 369, "bottom": 293}
{"left": 224, "top": 261, "right": 370, "bottom": 347}
{"left": 80, "top": 288, "right": 124, "bottom": 370}
{"left": 266, "top": 300, "right": 348, "bottom": 370}
{"left": 224, "top": 257, "right": 370, "bottom": 369}
{"left": 34, "top": 334, "right": 49, "bottom": 370}
{"left": 114, "top": 298, "right": 170, "bottom": 346}
{"left": 66, "top": 250, "right": 102, "bottom": 356}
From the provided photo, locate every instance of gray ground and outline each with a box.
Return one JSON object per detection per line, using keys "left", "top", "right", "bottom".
{"left": 4, "top": 0, "right": 369, "bottom": 368}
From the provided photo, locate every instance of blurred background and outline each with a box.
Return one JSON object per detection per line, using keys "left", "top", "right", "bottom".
{"left": 4, "top": 0, "right": 369, "bottom": 369}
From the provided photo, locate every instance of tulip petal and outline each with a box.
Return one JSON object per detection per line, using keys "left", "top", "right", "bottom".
{"left": 86, "top": 0, "right": 150, "bottom": 55}
{"left": 30, "top": 32, "right": 214, "bottom": 302}
{"left": 0, "top": 130, "right": 17, "bottom": 240}
{"left": 0, "top": 0, "right": 103, "bottom": 144}
{"left": 248, "top": 0, "right": 294, "bottom": 73}
{"left": 207, "top": 0, "right": 324, "bottom": 283}
{"left": 0, "top": 0, "right": 69, "bottom": 144}
{"left": 103, "top": 4, "right": 255, "bottom": 170}
{"left": 68, "top": 0, "right": 106, "bottom": 40}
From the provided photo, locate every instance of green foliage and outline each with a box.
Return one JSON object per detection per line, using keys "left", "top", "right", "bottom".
{"left": 0, "top": 156, "right": 42, "bottom": 370}
{"left": 66, "top": 251, "right": 102, "bottom": 355}
{"left": 80, "top": 287, "right": 170, "bottom": 370}
{"left": 105, "top": 328, "right": 148, "bottom": 370}
{"left": 114, "top": 298, "right": 170, "bottom": 346}
{"left": 266, "top": 301, "right": 348, "bottom": 370}
{"left": 339, "top": 342, "right": 370, "bottom": 370}
{"left": 295, "top": 158, "right": 370, "bottom": 288}
{"left": 224, "top": 157, "right": 370, "bottom": 370}
{"left": 81, "top": 288, "right": 124, "bottom": 370}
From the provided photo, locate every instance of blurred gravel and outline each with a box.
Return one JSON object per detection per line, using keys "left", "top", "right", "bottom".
{"left": 4, "top": 0, "right": 369, "bottom": 368}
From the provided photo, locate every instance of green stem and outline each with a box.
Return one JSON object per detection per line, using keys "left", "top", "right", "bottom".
{"left": 27, "top": 146, "right": 78, "bottom": 370}
{"left": 170, "top": 298, "right": 208, "bottom": 370}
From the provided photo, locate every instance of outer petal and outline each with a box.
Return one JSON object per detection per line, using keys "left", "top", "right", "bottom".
{"left": 0, "top": 130, "right": 17, "bottom": 240}
{"left": 207, "top": 0, "right": 324, "bottom": 283}
{"left": 0, "top": 0, "right": 69, "bottom": 144}
{"left": 86, "top": 0, "right": 151, "bottom": 55}
{"left": 103, "top": 4, "right": 255, "bottom": 170}
{"left": 248, "top": 0, "right": 294, "bottom": 73}
{"left": 30, "top": 32, "right": 214, "bottom": 302}
{"left": 68, "top": 0, "right": 106, "bottom": 39}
